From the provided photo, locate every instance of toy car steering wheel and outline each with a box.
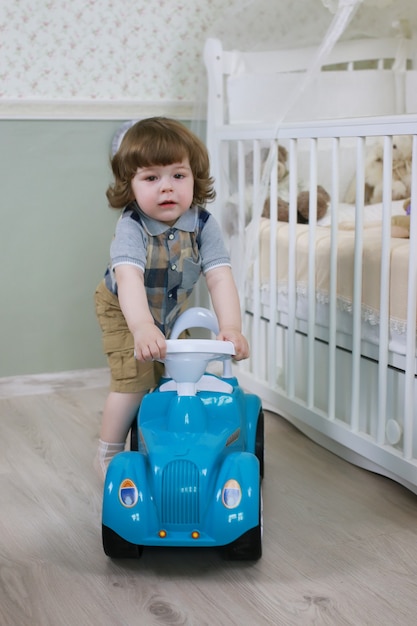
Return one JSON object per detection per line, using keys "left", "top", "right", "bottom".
{"left": 162, "top": 308, "right": 235, "bottom": 395}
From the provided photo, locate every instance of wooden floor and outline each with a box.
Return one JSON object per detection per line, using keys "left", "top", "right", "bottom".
{"left": 1, "top": 369, "right": 417, "bottom": 626}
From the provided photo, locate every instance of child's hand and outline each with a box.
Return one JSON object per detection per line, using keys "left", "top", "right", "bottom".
{"left": 133, "top": 323, "right": 166, "bottom": 362}
{"left": 217, "top": 328, "right": 249, "bottom": 361}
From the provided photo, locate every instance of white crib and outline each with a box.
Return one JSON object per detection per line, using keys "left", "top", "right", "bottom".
{"left": 204, "top": 36, "right": 417, "bottom": 494}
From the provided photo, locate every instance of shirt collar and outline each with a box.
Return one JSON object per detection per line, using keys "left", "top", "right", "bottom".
{"left": 133, "top": 202, "right": 198, "bottom": 236}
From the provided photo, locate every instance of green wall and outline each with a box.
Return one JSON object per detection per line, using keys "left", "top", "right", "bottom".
{"left": 0, "top": 120, "right": 122, "bottom": 377}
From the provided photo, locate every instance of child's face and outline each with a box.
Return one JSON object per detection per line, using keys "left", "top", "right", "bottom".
{"left": 131, "top": 158, "right": 194, "bottom": 226}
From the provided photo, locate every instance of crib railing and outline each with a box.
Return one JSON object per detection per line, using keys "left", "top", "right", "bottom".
{"left": 211, "top": 114, "right": 417, "bottom": 493}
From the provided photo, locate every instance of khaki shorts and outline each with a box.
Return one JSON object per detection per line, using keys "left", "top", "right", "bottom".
{"left": 94, "top": 280, "right": 164, "bottom": 393}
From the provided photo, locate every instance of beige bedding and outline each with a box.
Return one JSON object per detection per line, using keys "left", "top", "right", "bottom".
{"left": 256, "top": 218, "right": 411, "bottom": 331}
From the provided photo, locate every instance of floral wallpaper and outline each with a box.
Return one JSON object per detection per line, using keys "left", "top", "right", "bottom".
{"left": 0, "top": 0, "right": 228, "bottom": 117}
{"left": 1, "top": 0, "right": 413, "bottom": 118}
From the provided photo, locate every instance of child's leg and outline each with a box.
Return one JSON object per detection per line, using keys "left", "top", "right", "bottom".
{"left": 94, "top": 390, "right": 146, "bottom": 479}
{"left": 93, "top": 281, "right": 163, "bottom": 480}
{"left": 100, "top": 391, "right": 146, "bottom": 443}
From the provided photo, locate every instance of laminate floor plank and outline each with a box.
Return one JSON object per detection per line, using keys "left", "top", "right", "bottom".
{"left": 1, "top": 370, "right": 417, "bottom": 625}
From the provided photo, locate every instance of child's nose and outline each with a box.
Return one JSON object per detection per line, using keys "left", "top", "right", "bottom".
{"left": 161, "top": 176, "right": 173, "bottom": 191}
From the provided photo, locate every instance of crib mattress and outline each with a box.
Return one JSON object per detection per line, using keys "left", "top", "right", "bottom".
{"left": 252, "top": 216, "right": 412, "bottom": 339}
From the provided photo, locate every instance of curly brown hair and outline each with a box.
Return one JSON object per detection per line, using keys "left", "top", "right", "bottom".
{"left": 106, "top": 117, "right": 216, "bottom": 209}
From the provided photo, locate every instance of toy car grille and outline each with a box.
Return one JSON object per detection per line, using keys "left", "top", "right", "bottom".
{"left": 161, "top": 460, "right": 200, "bottom": 525}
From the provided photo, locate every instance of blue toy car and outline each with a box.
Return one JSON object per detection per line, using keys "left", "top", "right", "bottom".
{"left": 102, "top": 307, "right": 264, "bottom": 561}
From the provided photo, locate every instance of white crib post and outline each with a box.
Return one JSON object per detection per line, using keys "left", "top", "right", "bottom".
{"left": 403, "top": 135, "right": 417, "bottom": 460}
{"left": 204, "top": 38, "right": 224, "bottom": 184}
{"left": 233, "top": 139, "right": 247, "bottom": 312}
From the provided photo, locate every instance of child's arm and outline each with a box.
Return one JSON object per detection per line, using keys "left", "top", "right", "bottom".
{"left": 114, "top": 265, "right": 167, "bottom": 361}
{"left": 205, "top": 266, "right": 249, "bottom": 360}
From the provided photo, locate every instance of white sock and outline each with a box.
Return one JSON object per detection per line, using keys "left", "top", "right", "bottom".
{"left": 94, "top": 439, "right": 125, "bottom": 480}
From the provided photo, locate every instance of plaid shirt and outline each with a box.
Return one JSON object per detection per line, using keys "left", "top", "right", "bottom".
{"left": 105, "top": 203, "right": 230, "bottom": 335}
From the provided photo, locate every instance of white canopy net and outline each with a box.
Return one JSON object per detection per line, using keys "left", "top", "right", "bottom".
{"left": 204, "top": 0, "right": 415, "bottom": 53}
{"left": 193, "top": 0, "right": 416, "bottom": 125}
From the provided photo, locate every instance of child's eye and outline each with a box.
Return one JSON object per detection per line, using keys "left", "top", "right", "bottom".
{"left": 174, "top": 173, "right": 185, "bottom": 179}
{"left": 145, "top": 175, "right": 158, "bottom": 181}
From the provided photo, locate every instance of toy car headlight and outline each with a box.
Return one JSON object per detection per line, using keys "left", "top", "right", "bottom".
{"left": 222, "top": 479, "right": 242, "bottom": 509}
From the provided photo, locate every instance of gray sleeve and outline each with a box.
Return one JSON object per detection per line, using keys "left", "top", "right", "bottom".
{"left": 110, "top": 211, "right": 147, "bottom": 272}
{"left": 199, "top": 214, "right": 231, "bottom": 274}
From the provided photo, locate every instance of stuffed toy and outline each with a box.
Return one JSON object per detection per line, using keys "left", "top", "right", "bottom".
{"left": 262, "top": 145, "right": 330, "bottom": 223}
{"left": 223, "top": 144, "right": 330, "bottom": 236}
{"left": 391, "top": 198, "right": 411, "bottom": 238}
{"left": 345, "top": 135, "right": 412, "bottom": 205}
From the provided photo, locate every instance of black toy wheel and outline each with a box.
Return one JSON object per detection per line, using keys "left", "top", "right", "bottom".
{"left": 256, "top": 409, "right": 264, "bottom": 480}
{"left": 102, "top": 525, "right": 143, "bottom": 559}
{"left": 130, "top": 415, "right": 139, "bottom": 452}
{"left": 223, "top": 485, "right": 263, "bottom": 561}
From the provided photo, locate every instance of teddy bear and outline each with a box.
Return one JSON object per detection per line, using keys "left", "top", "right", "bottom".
{"left": 345, "top": 135, "right": 412, "bottom": 205}
{"left": 262, "top": 145, "right": 330, "bottom": 223}
{"left": 391, "top": 198, "right": 411, "bottom": 238}
{"left": 223, "top": 144, "right": 330, "bottom": 236}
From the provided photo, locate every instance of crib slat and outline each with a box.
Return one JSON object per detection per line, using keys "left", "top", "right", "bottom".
{"left": 350, "top": 137, "right": 366, "bottom": 432}
{"left": 268, "top": 142, "right": 278, "bottom": 388}
{"left": 251, "top": 140, "right": 262, "bottom": 379}
{"left": 327, "top": 138, "right": 340, "bottom": 420}
{"left": 235, "top": 140, "right": 247, "bottom": 326}
{"left": 287, "top": 138, "right": 298, "bottom": 399}
{"left": 376, "top": 136, "right": 393, "bottom": 444}
{"left": 307, "top": 138, "right": 318, "bottom": 408}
